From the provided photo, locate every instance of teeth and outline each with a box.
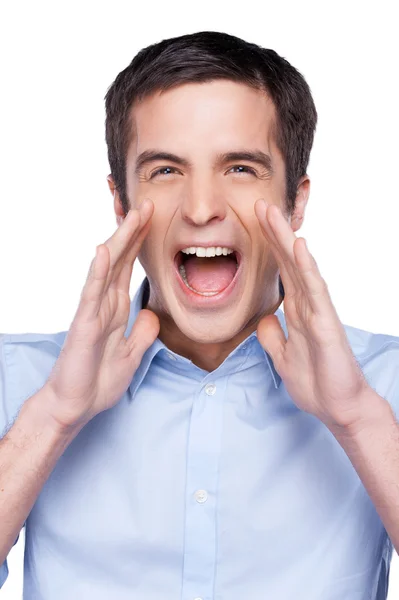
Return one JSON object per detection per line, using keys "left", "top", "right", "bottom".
{"left": 181, "top": 246, "right": 235, "bottom": 258}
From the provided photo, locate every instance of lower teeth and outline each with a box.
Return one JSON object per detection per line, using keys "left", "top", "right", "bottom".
{"left": 178, "top": 265, "right": 221, "bottom": 296}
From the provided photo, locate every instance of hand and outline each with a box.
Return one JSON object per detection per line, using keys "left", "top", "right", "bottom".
{"left": 254, "top": 199, "right": 369, "bottom": 430}
{"left": 44, "top": 198, "right": 160, "bottom": 431}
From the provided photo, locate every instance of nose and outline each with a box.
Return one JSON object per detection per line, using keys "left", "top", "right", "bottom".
{"left": 180, "top": 178, "right": 227, "bottom": 227}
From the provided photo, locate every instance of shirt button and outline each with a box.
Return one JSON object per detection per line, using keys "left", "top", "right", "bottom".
{"left": 194, "top": 597, "right": 203, "bottom": 600}
{"left": 194, "top": 489, "right": 208, "bottom": 503}
{"left": 205, "top": 383, "right": 216, "bottom": 395}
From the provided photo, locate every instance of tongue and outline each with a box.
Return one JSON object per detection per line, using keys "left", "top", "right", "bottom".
{"left": 183, "top": 255, "right": 237, "bottom": 293}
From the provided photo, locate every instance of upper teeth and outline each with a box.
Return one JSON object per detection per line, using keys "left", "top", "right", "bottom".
{"left": 181, "top": 246, "right": 235, "bottom": 258}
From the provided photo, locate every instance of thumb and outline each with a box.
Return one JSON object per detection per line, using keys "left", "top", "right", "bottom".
{"left": 257, "top": 314, "right": 286, "bottom": 371}
{"left": 127, "top": 309, "right": 160, "bottom": 362}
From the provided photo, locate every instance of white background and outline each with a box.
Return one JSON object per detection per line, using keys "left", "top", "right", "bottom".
{"left": 0, "top": 0, "right": 398, "bottom": 597}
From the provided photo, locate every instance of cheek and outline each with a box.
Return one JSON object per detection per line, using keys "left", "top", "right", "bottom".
{"left": 227, "top": 186, "right": 278, "bottom": 227}
{"left": 228, "top": 197, "right": 265, "bottom": 241}
{"left": 226, "top": 176, "right": 273, "bottom": 198}
{"left": 134, "top": 182, "right": 180, "bottom": 224}
{"left": 137, "top": 213, "right": 169, "bottom": 269}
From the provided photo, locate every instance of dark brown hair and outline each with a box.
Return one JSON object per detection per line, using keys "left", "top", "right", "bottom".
{"left": 105, "top": 31, "right": 318, "bottom": 217}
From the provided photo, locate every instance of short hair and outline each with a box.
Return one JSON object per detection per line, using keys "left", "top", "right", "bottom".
{"left": 105, "top": 30, "right": 318, "bottom": 216}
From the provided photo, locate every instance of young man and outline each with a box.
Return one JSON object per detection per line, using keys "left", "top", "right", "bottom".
{"left": 0, "top": 31, "right": 398, "bottom": 600}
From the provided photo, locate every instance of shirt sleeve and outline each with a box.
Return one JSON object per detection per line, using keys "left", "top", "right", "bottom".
{"left": 0, "top": 561, "right": 8, "bottom": 589}
{"left": 0, "top": 334, "right": 24, "bottom": 588}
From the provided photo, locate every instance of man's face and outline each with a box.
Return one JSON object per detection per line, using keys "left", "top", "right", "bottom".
{"left": 122, "top": 80, "right": 305, "bottom": 345}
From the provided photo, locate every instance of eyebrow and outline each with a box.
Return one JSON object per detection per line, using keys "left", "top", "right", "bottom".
{"left": 134, "top": 149, "right": 274, "bottom": 175}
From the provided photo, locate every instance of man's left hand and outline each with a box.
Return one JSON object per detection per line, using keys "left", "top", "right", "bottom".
{"left": 254, "top": 198, "right": 372, "bottom": 431}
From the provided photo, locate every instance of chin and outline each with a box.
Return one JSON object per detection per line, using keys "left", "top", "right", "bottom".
{"left": 171, "top": 311, "right": 246, "bottom": 345}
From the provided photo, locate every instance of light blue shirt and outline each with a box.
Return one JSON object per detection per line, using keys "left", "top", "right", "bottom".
{"left": 1, "top": 276, "right": 398, "bottom": 600}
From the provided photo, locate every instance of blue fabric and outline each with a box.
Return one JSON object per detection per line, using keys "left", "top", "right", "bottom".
{"left": 0, "top": 276, "right": 398, "bottom": 599}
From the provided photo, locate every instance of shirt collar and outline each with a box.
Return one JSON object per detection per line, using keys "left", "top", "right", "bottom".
{"left": 128, "top": 277, "right": 283, "bottom": 398}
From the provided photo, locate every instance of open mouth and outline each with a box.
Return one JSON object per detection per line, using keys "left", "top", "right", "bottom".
{"left": 174, "top": 249, "right": 242, "bottom": 297}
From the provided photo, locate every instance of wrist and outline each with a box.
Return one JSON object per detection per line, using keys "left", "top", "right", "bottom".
{"left": 21, "top": 386, "right": 87, "bottom": 445}
{"left": 328, "top": 388, "right": 393, "bottom": 439}
{"left": 41, "top": 382, "right": 94, "bottom": 435}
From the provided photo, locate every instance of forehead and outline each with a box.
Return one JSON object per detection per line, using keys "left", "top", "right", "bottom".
{"left": 128, "top": 80, "right": 278, "bottom": 157}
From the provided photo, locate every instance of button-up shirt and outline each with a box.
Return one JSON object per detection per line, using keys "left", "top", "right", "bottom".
{"left": 1, "top": 276, "right": 398, "bottom": 599}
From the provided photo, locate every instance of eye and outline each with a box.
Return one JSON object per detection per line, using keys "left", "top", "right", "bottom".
{"left": 227, "top": 165, "right": 257, "bottom": 176}
{"left": 149, "top": 166, "right": 181, "bottom": 179}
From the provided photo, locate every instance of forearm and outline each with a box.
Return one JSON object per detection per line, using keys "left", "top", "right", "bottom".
{"left": 0, "top": 387, "right": 84, "bottom": 564}
{"left": 329, "top": 389, "right": 399, "bottom": 553}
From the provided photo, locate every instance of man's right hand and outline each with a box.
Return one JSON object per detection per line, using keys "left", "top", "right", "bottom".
{"left": 43, "top": 198, "right": 160, "bottom": 432}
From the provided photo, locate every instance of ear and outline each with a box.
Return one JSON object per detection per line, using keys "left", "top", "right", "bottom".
{"left": 107, "top": 175, "right": 125, "bottom": 227}
{"left": 289, "top": 175, "right": 310, "bottom": 233}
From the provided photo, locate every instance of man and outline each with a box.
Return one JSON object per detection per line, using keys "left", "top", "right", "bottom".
{"left": 0, "top": 30, "right": 398, "bottom": 600}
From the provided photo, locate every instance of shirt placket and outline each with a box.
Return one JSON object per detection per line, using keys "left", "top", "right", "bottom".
{"left": 181, "top": 376, "right": 227, "bottom": 600}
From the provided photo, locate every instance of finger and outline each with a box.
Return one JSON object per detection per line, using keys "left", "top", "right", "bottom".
{"left": 114, "top": 203, "right": 152, "bottom": 278}
{"left": 105, "top": 199, "right": 153, "bottom": 289}
{"left": 254, "top": 199, "right": 298, "bottom": 298}
{"left": 105, "top": 198, "right": 153, "bottom": 272}
{"left": 263, "top": 202, "right": 306, "bottom": 292}
{"left": 112, "top": 214, "right": 153, "bottom": 294}
{"left": 77, "top": 244, "right": 111, "bottom": 321}
{"left": 293, "top": 238, "right": 331, "bottom": 317}
{"left": 77, "top": 199, "right": 153, "bottom": 322}
{"left": 261, "top": 203, "right": 335, "bottom": 322}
